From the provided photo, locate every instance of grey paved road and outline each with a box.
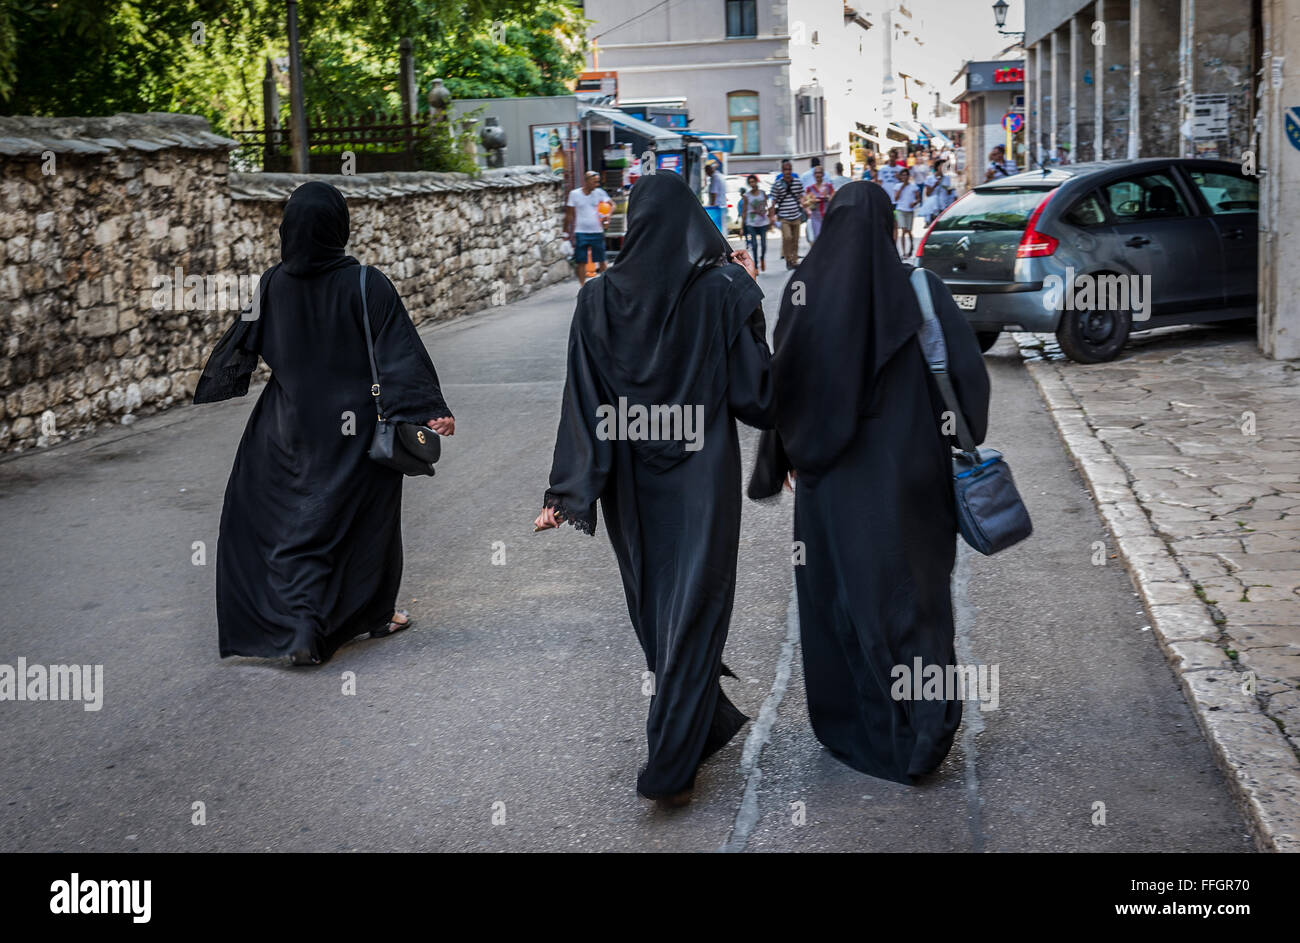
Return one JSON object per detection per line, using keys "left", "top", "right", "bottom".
{"left": 0, "top": 262, "right": 1254, "bottom": 852}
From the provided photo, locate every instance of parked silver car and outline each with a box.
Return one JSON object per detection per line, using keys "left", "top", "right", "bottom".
{"left": 915, "top": 158, "right": 1258, "bottom": 362}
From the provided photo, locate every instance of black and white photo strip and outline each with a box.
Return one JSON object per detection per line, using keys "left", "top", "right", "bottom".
{"left": 0, "top": 0, "right": 1293, "bottom": 921}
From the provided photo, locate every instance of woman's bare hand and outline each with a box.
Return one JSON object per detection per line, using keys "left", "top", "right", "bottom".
{"left": 533, "top": 507, "right": 562, "bottom": 531}
{"left": 730, "top": 249, "right": 758, "bottom": 280}
{"left": 784, "top": 470, "right": 797, "bottom": 492}
{"left": 427, "top": 416, "right": 455, "bottom": 436}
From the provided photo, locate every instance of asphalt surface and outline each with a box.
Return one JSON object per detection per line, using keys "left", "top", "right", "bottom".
{"left": 0, "top": 250, "right": 1255, "bottom": 852}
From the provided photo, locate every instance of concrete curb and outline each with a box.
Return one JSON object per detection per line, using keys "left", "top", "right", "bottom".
{"left": 1024, "top": 357, "right": 1300, "bottom": 853}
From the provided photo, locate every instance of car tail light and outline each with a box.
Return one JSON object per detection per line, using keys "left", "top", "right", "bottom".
{"left": 1016, "top": 190, "right": 1059, "bottom": 258}
{"left": 914, "top": 190, "right": 973, "bottom": 258}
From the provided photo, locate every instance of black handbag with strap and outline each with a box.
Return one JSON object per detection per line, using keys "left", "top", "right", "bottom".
{"left": 359, "top": 265, "right": 440, "bottom": 477}
{"left": 910, "top": 268, "right": 1031, "bottom": 555}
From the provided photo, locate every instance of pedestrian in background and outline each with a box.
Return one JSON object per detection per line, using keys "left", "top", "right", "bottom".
{"left": 891, "top": 166, "right": 921, "bottom": 257}
{"left": 862, "top": 154, "right": 878, "bottom": 183}
{"left": 740, "top": 173, "right": 770, "bottom": 272}
{"left": 830, "top": 161, "right": 851, "bottom": 191}
{"left": 750, "top": 180, "right": 990, "bottom": 785}
{"left": 705, "top": 161, "right": 726, "bottom": 206}
{"left": 920, "top": 157, "right": 957, "bottom": 226}
{"left": 769, "top": 159, "right": 806, "bottom": 269}
{"left": 194, "top": 182, "right": 455, "bottom": 667}
{"left": 565, "top": 170, "right": 611, "bottom": 284}
{"left": 984, "top": 145, "right": 1018, "bottom": 181}
{"left": 804, "top": 163, "right": 834, "bottom": 243}
{"left": 800, "top": 155, "right": 822, "bottom": 188}
{"left": 876, "top": 147, "right": 901, "bottom": 192}
{"left": 534, "top": 172, "right": 775, "bottom": 807}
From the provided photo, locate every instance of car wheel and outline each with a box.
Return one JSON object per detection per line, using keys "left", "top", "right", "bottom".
{"left": 975, "top": 331, "right": 1000, "bottom": 353}
{"left": 1055, "top": 306, "right": 1132, "bottom": 363}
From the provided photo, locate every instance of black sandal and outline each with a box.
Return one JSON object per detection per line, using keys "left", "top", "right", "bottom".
{"left": 371, "top": 610, "right": 414, "bottom": 639}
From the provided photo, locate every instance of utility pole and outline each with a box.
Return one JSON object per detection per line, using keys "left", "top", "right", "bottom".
{"left": 286, "top": 0, "right": 309, "bottom": 173}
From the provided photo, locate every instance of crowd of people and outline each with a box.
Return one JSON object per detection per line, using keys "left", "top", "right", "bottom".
{"left": 561, "top": 140, "right": 1025, "bottom": 279}
{"left": 721, "top": 145, "right": 969, "bottom": 269}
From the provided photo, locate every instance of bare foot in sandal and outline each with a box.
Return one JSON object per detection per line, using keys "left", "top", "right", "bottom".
{"left": 371, "top": 609, "right": 413, "bottom": 638}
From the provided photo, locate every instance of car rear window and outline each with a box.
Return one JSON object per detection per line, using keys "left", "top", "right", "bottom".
{"left": 931, "top": 187, "right": 1055, "bottom": 232}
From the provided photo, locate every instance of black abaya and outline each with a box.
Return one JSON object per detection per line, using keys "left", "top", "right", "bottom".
{"left": 760, "top": 181, "right": 990, "bottom": 784}
{"left": 543, "top": 173, "right": 776, "bottom": 798}
{"left": 195, "top": 182, "right": 451, "bottom": 663}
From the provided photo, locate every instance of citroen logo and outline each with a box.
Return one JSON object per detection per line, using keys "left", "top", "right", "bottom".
{"left": 956, "top": 235, "right": 971, "bottom": 252}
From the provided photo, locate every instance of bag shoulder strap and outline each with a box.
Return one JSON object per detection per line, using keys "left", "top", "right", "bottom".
{"left": 910, "top": 267, "right": 977, "bottom": 452}
{"left": 359, "top": 265, "right": 385, "bottom": 419}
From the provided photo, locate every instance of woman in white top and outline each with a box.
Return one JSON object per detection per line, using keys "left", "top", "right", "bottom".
{"left": 920, "top": 158, "right": 957, "bottom": 225}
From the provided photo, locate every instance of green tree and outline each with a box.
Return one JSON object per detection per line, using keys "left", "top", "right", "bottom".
{"left": 2, "top": 1, "right": 587, "bottom": 122}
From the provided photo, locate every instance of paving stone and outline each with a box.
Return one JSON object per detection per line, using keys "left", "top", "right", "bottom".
{"left": 1171, "top": 537, "right": 1244, "bottom": 554}
{"left": 1232, "top": 622, "right": 1300, "bottom": 649}
{"left": 1243, "top": 533, "right": 1300, "bottom": 553}
{"left": 1217, "top": 601, "right": 1300, "bottom": 626}
{"left": 1167, "top": 639, "right": 1236, "bottom": 673}
{"left": 1098, "top": 499, "right": 1154, "bottom": 538}
{"left": 1218, "top": 551, "right": 1300, "bottom": 571}
{"left": 1139, "top": 578, "right": 1202, "bottom": 607}
{"left": 1196, "top": 575, "right": 1244, "bottom": 603}
{"left": 1147, "top": 602, "right": 1220, "bottom": 641}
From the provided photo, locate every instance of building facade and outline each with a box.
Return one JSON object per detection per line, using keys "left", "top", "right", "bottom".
{"left": 582, "top": 0, "right": 879, "bottom": 176}
{"left": 952, "top": 58, "right": 1026, "bottom": 189}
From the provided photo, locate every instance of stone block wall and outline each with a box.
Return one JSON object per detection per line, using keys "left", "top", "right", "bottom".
{"left": 0, "top": 113, "right": 569, "bottom": 452}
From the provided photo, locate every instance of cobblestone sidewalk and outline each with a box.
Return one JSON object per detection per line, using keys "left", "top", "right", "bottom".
{"left": 1015, "top": 327, "right": 1300, "bottom": 851}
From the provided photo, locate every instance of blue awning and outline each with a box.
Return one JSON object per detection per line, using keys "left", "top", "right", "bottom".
{"left": 684, "top": 130, "right": 739, "bottom": 153}
{"left": 918, "top": 122, "right": 955, "bottom": 149}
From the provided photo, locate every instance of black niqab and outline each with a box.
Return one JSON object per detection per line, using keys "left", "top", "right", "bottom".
{"left": 279, "top": 181, "right": 358, "bottom": 276}
{"left": 572, "top": 171, "right": 760, "bottom": 469}
{"left": 771, "top": 180, "right": 924, "bottom": 476}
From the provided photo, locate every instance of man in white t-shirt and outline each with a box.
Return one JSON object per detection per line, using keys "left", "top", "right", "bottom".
{"left": 705, "top": 163, "right": 726, "bottom": 206}
{"left": 565, "top": 171, "right": 611, "bottom": 284}
{"left": 920, "top": 157, "right": 957, "bottom": 225}
{"left": 891, "top": 167, "right": 921, "bottom": 257}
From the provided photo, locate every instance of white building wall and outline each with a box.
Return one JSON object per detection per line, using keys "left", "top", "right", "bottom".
{"left": 584, "top": 0, "right": 877, "bottom": 175}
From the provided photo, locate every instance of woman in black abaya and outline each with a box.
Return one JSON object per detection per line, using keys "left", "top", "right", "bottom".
{"left": 195, "top": 182, "right": 454, "bottom": 666}
{"left": 534, "top": 172, "right": 775, "bottom": 805}
{"left": 755, "top": 181, "right": 990, "bottom": 784}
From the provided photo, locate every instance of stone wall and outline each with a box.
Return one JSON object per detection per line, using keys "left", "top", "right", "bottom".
{"left": 0, "top": 113, "right": 569, "bottom": 452}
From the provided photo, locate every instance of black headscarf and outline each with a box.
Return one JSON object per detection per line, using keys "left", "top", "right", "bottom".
{"left": 771, "top": 180, "right": 924, "bottom": 475}
{"left": 572, "top": 171, "right": 762, "bottom": 468}
{"left": 195, "top": 181, "right": 361, "bottom": 403}
{"left": 279, "top": 181, "right": 358, "bottom": 276}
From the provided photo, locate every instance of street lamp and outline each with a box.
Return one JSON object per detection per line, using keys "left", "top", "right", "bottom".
{"left": 991, "top": 0, "right": 1024, "bottom": 37}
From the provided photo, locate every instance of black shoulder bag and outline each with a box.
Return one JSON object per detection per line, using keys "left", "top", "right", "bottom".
{"left": 910, "top": 268, "right": 1031, "bottom": 555}
{"left": 359, "top": 265, "right": 440, "bottom": 477}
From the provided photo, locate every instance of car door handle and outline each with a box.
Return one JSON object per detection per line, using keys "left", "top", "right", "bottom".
{"left": 1124, "top": 236, "right": 1151, "bottom": 247}
{"left": 1223, "top": 228, "right": 1244, "bottom": 240}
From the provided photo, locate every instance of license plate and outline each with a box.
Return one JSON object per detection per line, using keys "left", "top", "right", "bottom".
{"left": 953, "top": 294, "right": 977, "bottom": 311}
